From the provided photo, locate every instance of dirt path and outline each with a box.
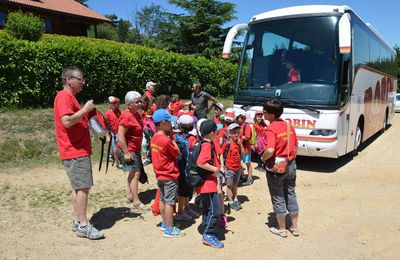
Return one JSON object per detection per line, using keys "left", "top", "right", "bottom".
{"left": 1, "top": 115, "right": 400, "bottom": 259}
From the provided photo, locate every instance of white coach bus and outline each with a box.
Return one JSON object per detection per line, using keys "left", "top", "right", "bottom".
{"left": 223, "top": 5, "right": 397, "bottom": 158}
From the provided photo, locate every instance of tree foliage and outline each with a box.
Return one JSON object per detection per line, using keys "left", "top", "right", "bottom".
{"left": 165, "top": 0, "right": 236, "bottom": 58}
{"left": 5, "top": 11, "right": 44, "bottom": 41}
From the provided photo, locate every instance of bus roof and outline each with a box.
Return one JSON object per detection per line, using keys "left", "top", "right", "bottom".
{"left": 251, "top": 5, "right": 351, "bottom": 22}
{"left": 251, "top": 5, "right": 395, "bottom": 53}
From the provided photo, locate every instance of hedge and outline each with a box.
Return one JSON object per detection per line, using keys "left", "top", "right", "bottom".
{"left": 0, "top": 30, "right": 237, "bottom": 108}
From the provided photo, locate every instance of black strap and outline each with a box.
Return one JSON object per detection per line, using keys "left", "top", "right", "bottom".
{"left": 98, "top": 137, "right": 106, "bottom": 172}
{"left": 223, "top": 140, "right": 230, "bottom": 160}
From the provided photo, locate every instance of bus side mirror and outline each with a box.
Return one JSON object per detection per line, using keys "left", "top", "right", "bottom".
{"left": 338, "top": 13, "right": 351, "bottom": 54}
{"left": 222, "top": 24, "right": 248, "bottom": 58}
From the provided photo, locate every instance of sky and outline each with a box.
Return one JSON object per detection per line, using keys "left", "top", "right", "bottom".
{"left": 87, "top": 0, "right": 400, "bottom": 48}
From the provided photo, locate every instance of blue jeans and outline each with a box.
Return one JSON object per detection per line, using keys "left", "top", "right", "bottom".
{"left": 201, "top": 192, "right": 221, "bottom": 236}
{"left": 266, "top": 160, "right": 299, "bottom": 216}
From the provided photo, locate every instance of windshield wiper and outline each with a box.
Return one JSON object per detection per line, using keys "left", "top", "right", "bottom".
{"left": 280, "top": 100, "right": 321, "bottom": 114}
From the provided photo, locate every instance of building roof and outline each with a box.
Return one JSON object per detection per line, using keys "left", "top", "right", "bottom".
{"left": 4, "top": 0, "right": 110, "bottom": 22}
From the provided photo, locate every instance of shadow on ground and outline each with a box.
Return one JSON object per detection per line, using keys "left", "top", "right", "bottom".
{"left": 90, "top": 207, "right": 142, "bottom": 230}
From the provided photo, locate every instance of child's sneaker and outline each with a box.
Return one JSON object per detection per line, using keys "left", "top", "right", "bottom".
{"left": 163, "top": 227, "right": 186, "bottom": 238}
{"left": 202, "top": 234, "right": 224, "bottom": 249}
{"left": 160, "top": 222, "right": 167, "bottom": 232}
{"left": 219, "top": 215, "right": 228, "bottom": 228}
{"left": 76, "top": 223, "right": 104, "bottom": 240}
{"left": 184, "top": 207, "right": 200, "bottom": 218}
{"left": 174, "top": 212, "right": 192, "bottom": 221}
{"left": 243, "top": 177, "right": 254, "bottom": 186}
{"left": 228, "top": 201, "right": 241, "bottom": 211}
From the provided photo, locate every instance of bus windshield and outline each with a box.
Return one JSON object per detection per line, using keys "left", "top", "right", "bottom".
{"left": 237, "top": 16, "right": 340, "bottom": 107}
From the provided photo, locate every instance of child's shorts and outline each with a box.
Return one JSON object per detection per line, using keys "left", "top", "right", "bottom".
{"left": 225, "top": 168, "right": 243, "bottom": 186}
{"left": 158, "top": 180, "right": 178, "bottom": 205}
{"left": 241, "top": 152, "right": 251, "bottom": 164}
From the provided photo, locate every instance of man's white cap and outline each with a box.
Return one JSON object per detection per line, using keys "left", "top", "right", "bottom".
{"left": 146, "top": 81, "right": 157, "bottom": 89}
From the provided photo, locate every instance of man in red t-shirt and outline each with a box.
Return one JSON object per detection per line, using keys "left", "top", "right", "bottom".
{"left": 220, "top": 123, "right": 245, "bottom": 211}
{"left": 53, "top": 66, "right": 104, "bottom": 239}
{"left": 104, "top": 96, "right": 121, "bottom": 168}
{"left": 150, "top": 108, "right": 186, "bottom": 237}
{"left": 197, "top": 120, "right": 224, "bottom": 249}
{"left": 261, "top": 99, "right": 299, "bottom": 238}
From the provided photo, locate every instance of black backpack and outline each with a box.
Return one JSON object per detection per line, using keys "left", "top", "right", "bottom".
{"left": 185, "top": 139, "right": 214, "bottom": 187}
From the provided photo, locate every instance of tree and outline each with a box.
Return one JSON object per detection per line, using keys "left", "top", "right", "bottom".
{"left": 166, "top": 0, "right": 236, "bottom": 58}
{"left": 5, "top": 11, "right": 44, "bottom": 41}
{"left": 87, "top": 23, "right": 118, "bottom": 41}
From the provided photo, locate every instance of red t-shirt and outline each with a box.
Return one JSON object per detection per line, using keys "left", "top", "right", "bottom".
{"left": 117, "top": 109, "right": 143, "bottom": 153}
{"left": 53, "top": 90, "right": 92, "bottom": 160}
{"left": 104, "top": 108, "right": 121, "bottom": 134}
{"left": 264, "top": 120, "right": 298, "bottom": 168}
{"left": 221, "top": 140, "right": 241, "bottom": 170}
{"left": 197, "top": 141, "right": 220, "bottom": 194}
{"left": 151, "top": 104, "right": 157, "bottom": 113}
{"left": 151, "top": 132, "right": 180, "bottom": 181}
{"left": 239, "top": 123, "right": 252, "bottom": 153}
{"left": 188, "top": 135, "right": 198, "bottom": 149}
{"left": 168, "top": 101, "right": 186, "bottom": 116}
{"left": 253, "top": 123, "right": 266, "bottom": 137}
{"left": 214, "top": 115, "right": 222, "bottom": 125}
{"left": 288, "top": 68, "right": 300, "bottom": 83}
{"left": 143, "top": 90, "right": 154, "bottom": 100}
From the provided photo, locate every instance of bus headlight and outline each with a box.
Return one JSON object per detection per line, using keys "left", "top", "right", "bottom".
{"left": 309, "top": 129, "right": 336, "bottom": 136}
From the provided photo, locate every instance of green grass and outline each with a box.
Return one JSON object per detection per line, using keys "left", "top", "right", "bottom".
{"left": 0, "top": 96, "right": 233, "bottom": 170}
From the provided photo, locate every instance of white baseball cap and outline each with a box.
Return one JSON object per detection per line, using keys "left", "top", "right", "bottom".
{"left": 146, "top": 81, "right": 157, "bottom": 89}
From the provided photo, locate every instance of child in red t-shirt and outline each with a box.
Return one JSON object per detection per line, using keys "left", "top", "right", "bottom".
{"left": 168, "top": 94, "right": 191, "bottom": 116}
{"left": 213, "top": 103, "right": 224, "bottom": 129}
{"left": 150, "top": 109, "right": 186, "bottom": 238}
{"left": 220, "top": 123, "right": 245, "bottom": 212}
{"left": 252, "top": 111, "right": 268, "bottom": 170}
{"left": 197, "top": 120, "right": 224, "bottom": 249}
{"left": 104, "top": 96, "right": 122, "bottom": 168}
{"left": 236, "top": 111, "right": 254, "bottom": 186}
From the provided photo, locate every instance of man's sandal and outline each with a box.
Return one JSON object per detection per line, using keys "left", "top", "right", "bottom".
{"left": 269, "top": 227, "right": 287, "bottom": 238}
{"left": 289, "top": 227, "right": 300, "bottom": 236}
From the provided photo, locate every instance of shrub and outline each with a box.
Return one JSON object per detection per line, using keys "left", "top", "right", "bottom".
{"left": 0, "top": 32, "right": 237, "bottom": 108}
{"left": 5, "top": 11, "right": 44, "bottom": 41}
{"left": 0, "top": 138, "right": 23, "bottom": 162}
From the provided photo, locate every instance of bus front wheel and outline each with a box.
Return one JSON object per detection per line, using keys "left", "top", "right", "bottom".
{"left": 351, "top": 124, "right": 363, "bottom": 156}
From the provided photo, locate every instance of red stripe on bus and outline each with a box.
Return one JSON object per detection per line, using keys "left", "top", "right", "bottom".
{"left": 298, "top": 136, "right": 337, "bottom": 142}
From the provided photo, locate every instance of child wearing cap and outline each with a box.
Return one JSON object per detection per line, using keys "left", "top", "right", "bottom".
{"left": 236, "top": 111, "right": 254, "bottom": 186}
{"left": 150, "top": 109, "right": 186, "bottom": 238}
{"left": 174, "top": 115, "right": 201, "bottom": 221}
{"left": 220, "top": 123, "right": 245, "bottom": 211}
{"left": 104, "top": 96, "right": 122, "bottom": 168}
{"left": 213, "top": 103, "right": 224, "bottom": 129}
{"left": 197, "top": 120, "right": 224, "bottom": 249}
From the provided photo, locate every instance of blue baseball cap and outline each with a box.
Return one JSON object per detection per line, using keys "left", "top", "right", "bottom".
{"left": 153, "top": 109, "right": 178, "bottom": 123}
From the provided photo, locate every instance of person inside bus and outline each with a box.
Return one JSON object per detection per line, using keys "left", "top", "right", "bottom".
{"left": 284, "top": 61, "right": 300, "bottom": 83}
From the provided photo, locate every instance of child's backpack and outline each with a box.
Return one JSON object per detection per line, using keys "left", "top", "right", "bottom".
{"left": 246, "top": 123, "right": 257, "bottom": 145}
{"left": 88, "top": 109, "right": 113, "bottom": 173}
{"left": 185, "top": 140, "right": 214, "bottom": 187}
{"left": 222, "top": 140, "right": 231, "bottom": 161}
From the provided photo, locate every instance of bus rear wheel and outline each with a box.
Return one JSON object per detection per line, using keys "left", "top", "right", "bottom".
{"left": 380, "top": 109, "right": 388, "bottom": 134}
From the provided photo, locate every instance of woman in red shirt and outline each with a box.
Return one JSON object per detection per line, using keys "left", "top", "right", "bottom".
{"left": 261, "top": 99, "right": 299, "bottom": 238}
{"left": 118, "top": 91, "right": 149, "bottom": 211}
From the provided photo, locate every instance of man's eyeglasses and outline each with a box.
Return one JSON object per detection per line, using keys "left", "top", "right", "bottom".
{"left": 134, "top": 100, "right": 143, "bottom": 104}
{"left": 70, "top": 76, "right": 85, "bottom": 82}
